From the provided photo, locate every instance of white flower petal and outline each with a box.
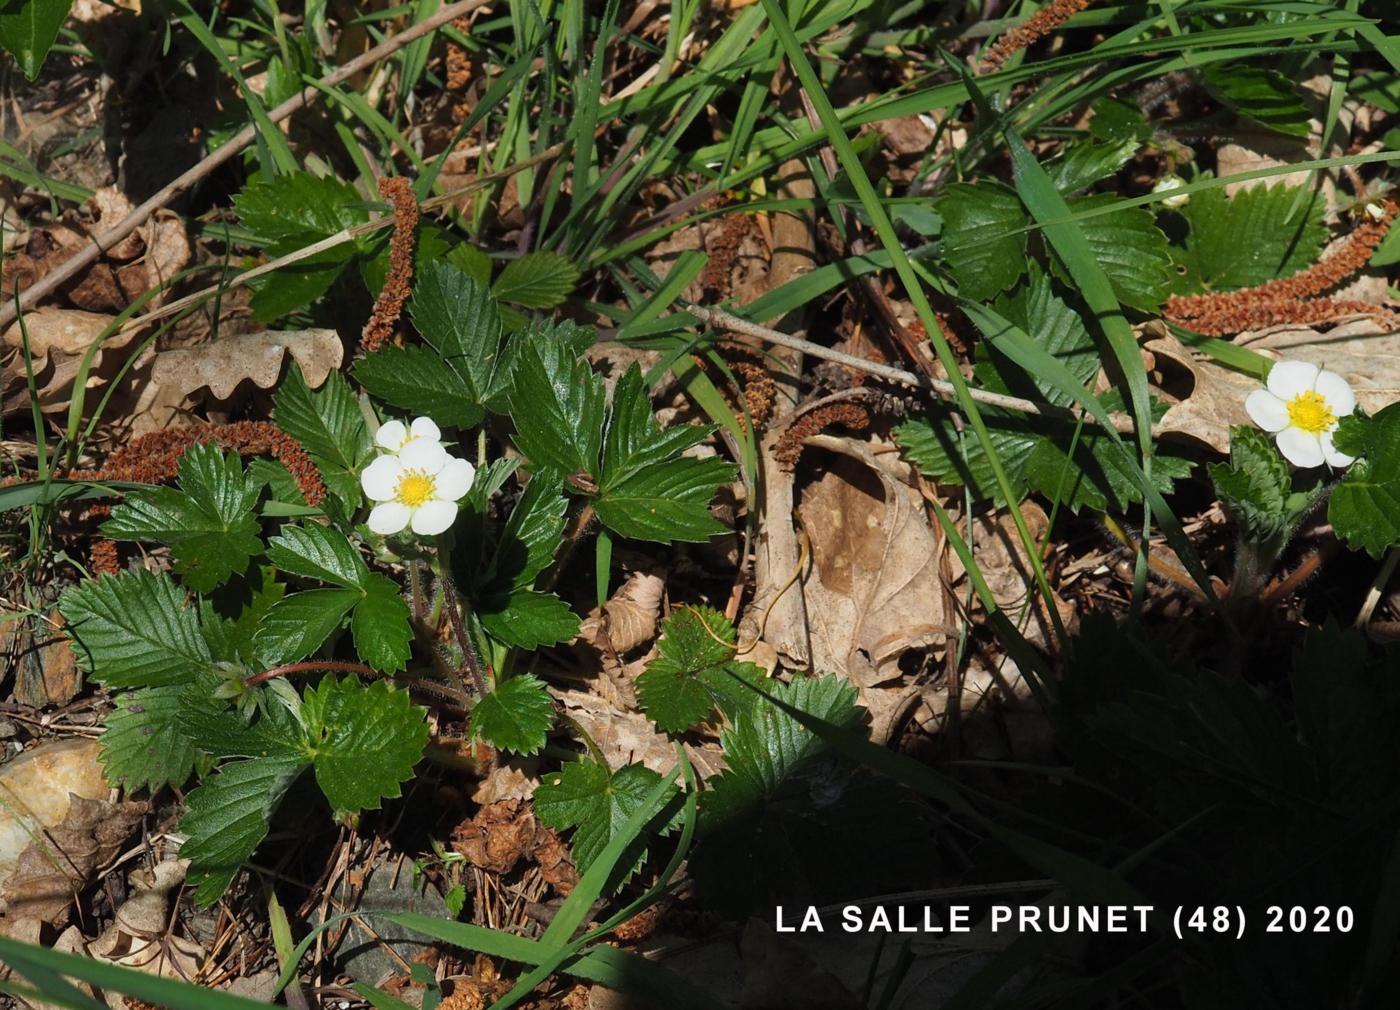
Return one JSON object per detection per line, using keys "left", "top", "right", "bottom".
{"left": 1267, "top": 360, "right": 1320, "bottom": 401}
{"left": 368, "top": 501, "right": 412, "bottom": 535}
{"left": 1311, "top": 368, "right": 1356, "bottom": 417}
{"left": 410, "top": 499, "right": 457, "bottom": 536}
{"left": 433, "top": 457, "right": 476, "bottom": 502}
{"left": 398, "top": 437, "right": 449, "bottom": 474}
{"left": 360, "top": 456, "right": 404, "bottom": 501}
{"left": 1245, "top": 389, "right": 1290, "bottom": 432}
{"left": 410, "top": 417, "right": 442, "bottom": 442}
{"left": 375, "top": 419, "right": 408, "bottom": 451}
{"left": 1276, "top": 427, "right": 1326, "bottom": 468}
{"left": 1320, "top": 431, "right": 1356, "bottom": 468}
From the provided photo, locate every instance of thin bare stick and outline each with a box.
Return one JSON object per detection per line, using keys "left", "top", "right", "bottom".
{"left": 0, "top": 0, "right": 496, "bottom": 330}
{"left": 682, "top": 303, "right": 1138, "bottom": 432}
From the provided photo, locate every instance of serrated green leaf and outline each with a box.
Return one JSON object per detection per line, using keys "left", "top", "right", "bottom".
{"left": 103, "top": 443, "right": 262, "bottom": 592}
{"left": 932, "top": 181, "right": 1028, "bottom": 301}
{"left": 271, "top": 366, "right": 371, "bottom": 511}
{"left": 59, "top": 571, "right": 214, "bottom": 688}
{"left": 1088, "top": 97, "right": 1152, "bottom": 144}
{"left": 637, "top": 607, "right": 763, "bottom": 733}
{"left": 352, "top": 575, "right": 412, "bottom": 673}
{"left": 691, "top": 676, "right": 927, "bottom": 916}
{"left": 1045, "top": 138, "right": 1139, "bottom": 196}
{"left": 1173, "top": 183, "right": 1327, "bottom": 293}
{"left": 446, "top": 243, "right": 493, "bottom": 286}
{"left": 355, "top": 345, "right": 481, "bottom": 428}
{"left": 1208, "top": 426, "right": 1293, "bottom": 540}
{"left": 535, "top": 760, "right": 678, "bottom": 875}
{"left": 265, "top": 524, "right": 368, "bottom": 587}
{"left": 1204, "top": 63, "right": 1310, "bottom": 137}
{"left": 301, "top": 676, "right": 428, "bottom": 816}
{"left": 233, "top": 172, "right": 370, "bottom": 320}
{"left": 895, "top": 410, "right": 1038, "bottom": 507}
{"left": 1053, "top": 196, "right": 1174, "bottom": 312}
{"left": 477, "top": 589, "right": 580, "bottom": 649}
{"left": 489, "top": 469, "right": 568, "bottom": 590}
{"left": 252, "top": 588, "right": 358, "bottom": 667}
{"left": 181, "top": 756, "right": 308, "bottom": 906}
{"left": 410, "top": 260, "right": 508, "bottom": 407}
{"left": 509, "top": 338, "right": 607, "bottom": 479}
{"left": 1329, "top": 403, "right": 1400, "bottom": 557}
{"left": 468, "top": 674, "right": 555, "bottom": 755}
{"left": 988, "top": 271, "right": 1099, "bottom": 406}
{"left": 100, "top": 685, "right": 202, "bottom": 791}
{"left": 491, "top": 251, "right": 580, "bottom": 309}
{"left": 0, "top": 0, "right": 71, "bottom": 80}
{"left": 1025, "top": 430, "right": 1195, "bottom": 513}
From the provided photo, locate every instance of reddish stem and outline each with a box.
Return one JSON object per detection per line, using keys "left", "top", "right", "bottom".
{"left": 245, "top": 660, "right": 377, "bottom": 688}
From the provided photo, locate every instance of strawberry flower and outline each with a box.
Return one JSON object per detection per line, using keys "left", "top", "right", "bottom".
{"left": 360, "top": 417, "right": 475, "bottom": 536}
{"left": 1245, "top": 360, "right": 1356, "bottom": 469}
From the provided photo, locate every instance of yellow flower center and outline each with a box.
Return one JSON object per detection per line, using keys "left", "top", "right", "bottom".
{"left": 396, "top": 471, "right": 436, "bottom": 507}
{"left": 1286, "top": 390, "right": 1336, "bottom": 434}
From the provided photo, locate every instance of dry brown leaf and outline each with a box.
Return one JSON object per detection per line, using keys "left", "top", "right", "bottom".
{"left": 551, "top": 687, "right": 726, "bottom": 779}
{"left": 577, "top": 571, "right": 665, "bottom": 658}
{"left": 471, "top": 762, "right": 539, "bottom": 805}
{"left": 2, "top": 796, "right": 146, "bottom": 927}
{"left": 88, "top": 858, "right": 204, "bottom": 1006}
{"left": 796, "top": 440, "right": 950, "bottom": 689}
{"left": 1145, "top": 328, "right": 1258, "bottom": 453}
{"left": 451, "top": 800, "right": 577, "bottom": 893}
{"left": 150, "top": 328, "right": 344, "bottom": 400}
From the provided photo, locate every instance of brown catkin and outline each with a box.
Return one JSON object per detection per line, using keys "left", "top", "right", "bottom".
{"left": 1165, "top": 199, "right": 1398, "bottom": 334}
{"left": 361, "top": 176, "right": 419, "bottom": 353}
{"left": 774, "top": 402, "right": 871, "bottom": 470}
{"left": 979, "top": 0, "right": 1094, "bottom": 74}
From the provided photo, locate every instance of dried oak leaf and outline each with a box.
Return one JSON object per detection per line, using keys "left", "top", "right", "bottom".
{"left": 150, "top": 328, "right": 343, "bottom": 400}
{"left": 796, "top": 441, "right": 950, "bottom": 690}
{"left": 2, "top": 796, "right": 146, "bottom": 927}
{"left": 1144, "top": 328, "right": 1257, "bottom": 454}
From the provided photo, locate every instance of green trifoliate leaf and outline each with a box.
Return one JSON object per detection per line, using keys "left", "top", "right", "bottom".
{"left": 1209, "top": 426, "right": 1294, "bottom": 541}
{"left": 691, "top": 676, "right": 929, "bottom": 916}
{"left": 636, "top": 607, "right": 764, "bottom": 733}
{"left": 258, "top": 525, "right": 411, "bottom": 671}
{"left": 181, "top": 756, "right": 309, "bottom": 906}
{"left": 1329, "top": 404, "right": 1400, "bottom": 558}
{"left": 102, "top": 442, "right": 262, "bottom": 592}
{"left": 233, "top": 172, "right": 370, "bottom": 320}
{"left": 100, "top": 685, "right": 204, "bottom": 792}
{"left": 932, "top": 181, "right": 1028, "bottom": 301}
{"left": 59, "top": 570, "right": 215, "bottom": 688}
{"left": 271, "top": 365, "right": 372, "bottom": 514}
{"left": 594, "top": 364, "right": 735, "bottom": 542}
{"left": 1172, "top": 182, "right": 1327, "bottom": 293}
{"left": 1050, "top": 195, "right": 1173, "bottom": 312}
{"left": 491, "top": 251, "right": 580, "bottom": 309}
{"left": 468, "top": 674, "right": 554, "bottom": 755}
{"left": 300, "top": 676, "right": 428, "bottom": 817}
{"left": 535, "top": 760, "right": 680, "bottom": 878}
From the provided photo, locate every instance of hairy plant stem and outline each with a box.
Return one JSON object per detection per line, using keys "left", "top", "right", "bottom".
{"left": 246, "top": 660, "right": 377, "bottom": 688}
{"left": 435, "top": 547, "right": 489, "bottom": 699}
{"left": 539, "top": 500, "right": 596, "bottom": 594}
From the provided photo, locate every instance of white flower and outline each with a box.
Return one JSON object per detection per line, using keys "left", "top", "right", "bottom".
{"left": 360, "top": 419, "right": 475, "bottom": 536}
{"left": 374, "top": 416, "right": 442, "bottom": 453}
{"left": 1244, "top": 360, "right": 1356, "bottom": 469}
{"left": 1153, "top": 176, "right": 1189, "bottom": 209}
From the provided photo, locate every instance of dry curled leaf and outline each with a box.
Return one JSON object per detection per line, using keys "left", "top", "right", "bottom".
{"left": 1144, "top": 328, "right": 1257, "bottom": 453}
{"left": 150, "top": 328, "right": 344, "bottom": 400}
{"left": 551, "top": 687, "right": 726, "bottom": 780}
{"left": 451, "top": 799, "right": 577, "bottom": 894}
{"left": 577, "top": 571, "right": 665, "bottom": 657}
{"left": 796, "top": 439, "right": 950, "bottom": 690}
{"left": 2, "top": 796, "right": 146, "bottom": 928}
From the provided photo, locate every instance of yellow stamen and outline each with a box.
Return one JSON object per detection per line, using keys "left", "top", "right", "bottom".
{"left": 1286, "top": 390, "right": 1336, "bottom": 434}
{"left": 396, "top": 471, "right": 436, "bottom": 507}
